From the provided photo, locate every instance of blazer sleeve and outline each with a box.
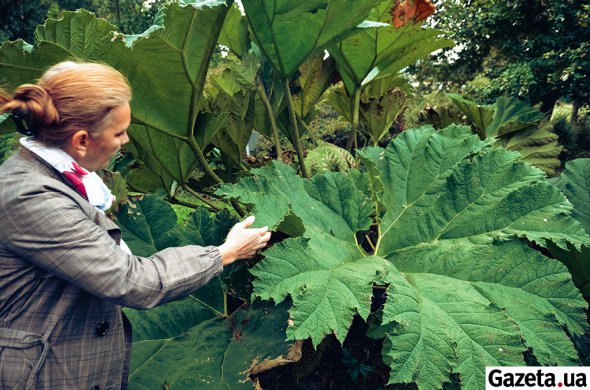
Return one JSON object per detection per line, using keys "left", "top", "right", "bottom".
{"left": 0, "top": 189, "right": 223, "bottom": 309}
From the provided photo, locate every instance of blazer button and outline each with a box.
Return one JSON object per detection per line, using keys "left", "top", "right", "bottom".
{"left": 96, "top": 321, "right": 110, "bottom": 337}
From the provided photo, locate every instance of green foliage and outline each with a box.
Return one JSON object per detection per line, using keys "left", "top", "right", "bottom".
{"left": 0, "top": 0, "right": 163, "bottom": 45}
{"left": 447, "top": 93, "right": 494, "bottom": 138}
{"left": 380, "top": 241, "right": 585, "bottom": 389}
{"left": 328, "top": 2, "right": 453, "bottom": 95}
{"left": 404, "top": 91, "right": 464, "bottom": 130}
{"left": 449, "top": 94, "right": 563, "bottom": 175}
{"left": 550, "top": 159, "right": 590, "bottom": 299}
{"left": 358, "top": 84, "right": 407, "bottom": 145}
{"left": 207, "top": 63, "right": 258, "bottom": 169}
{"left": 126, "top": 300, "right": 296, "bottom": 389}
{"left": 327, "top": 75, "right": 410, "bottom": 145}
{"left": 0, "top": 0, "right": 53, "bottom": 43}
{"left": 486, "top": 96, "right": 546, "bottom": 137}
{"left": 116, "top": 195, "right": 299, "bottom": 388}
{"left": 414, "top": 0, "right": 590, "bottom": 113}
{"left": 242, "top": 0, "right": 383, "bottom": 79}
{"left": 341, "top": 348, "right": 374, "bottom": 381}
{"left": 3, "top": 3, "right": 589, "bottom": 387}
{"left": 0, "top": 133, "right": 19, "bottom": 164}
{"left": 291, "top": 53, "right": 337, "bottom": 122}
{"left": 219, "top": 125, "right": 589, "bottom": 387}
{"left": 551, "top": 112, "right": 590, "bottom": 162}
{"left": 218, "top": 3, "right": 249, "bottom": 58}
{"left": 305, "top": 142, "right": 356, "bottom": 174}
{"left": 495, "top": 124, "right": 562, "bottom": 176}
{"left": 0, "top": 2, "right": 232, "bottom": 192}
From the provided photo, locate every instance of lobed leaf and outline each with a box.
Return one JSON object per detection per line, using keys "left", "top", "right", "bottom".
{"left": 487, "top": 96, "right": 545, "bottom": 137}
{"left": 359, "top": 126, "right": 588, "bottom": 254}
{"left": 549, "top": 158, "right": 590, "bottom": 299}
{"left": 382, "top": 240, "right": 586, "bottom": 389}
{"left": 127, "top": 302, "right": 296, "bottom": 389}
{"left": 219, "top": 125, "right": 590, "bottom": 388}
{"left": 495, "top": 125, "right": 563, "bottom": 176}
{"left": 116, "top": 195, "right": 292, "bottom": 388}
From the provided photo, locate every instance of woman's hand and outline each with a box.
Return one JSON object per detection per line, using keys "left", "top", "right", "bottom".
{"left": 218, "top": 216, "right": 271, "bottom": 266}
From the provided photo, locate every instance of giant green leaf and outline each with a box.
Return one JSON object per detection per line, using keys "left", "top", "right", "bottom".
{"left": 127, "top": 301, "right": 298, "bottom": 390}
{"left": 116, "top": 194, "right": 236, "bottom": 315}
{"left": 218, "top": 125, "right": 589, "bottom": 388}
{"left": 358, "top": 85, "right": 407, "bottom": 145}
{"left": 381, "top": 241, "right": 586, "bottom": 389}
{"left": 496, "top": 125, "right": 563, "bottom": 175}
{"left": 362, "top": 126, "right": 587, "bottom": 254}
{"left": 116, "top": 196, "right": 295, "bottom": 388}
{"left": 552, "top": 159, "right": 590, "bottom": 231}
{"left": 550, "top": 159, "right": 590, "bottom": 299}
{"left": 448, "top": 93, "right": 495, "bottom": 137}
{"left": 328, "top": 3, "right": 453, "bottom": 95}
{"left": 242, "top": 0, "right": 383, "bottom": 78}
{"left": 487, "top": 96, "right": 545, "bottom": 137}
{"left": 219, "top": 3, "right": 249, "bottom": 58}
{"left": 0, "top": 2, "right": 231, "bottom": 189}
{"left": 449, "top": 95, "right": 561, "bottom": 175}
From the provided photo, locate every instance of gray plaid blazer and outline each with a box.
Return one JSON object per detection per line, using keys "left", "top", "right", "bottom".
{"left": 0, "top": 148, "right": 223, "bottom": 389}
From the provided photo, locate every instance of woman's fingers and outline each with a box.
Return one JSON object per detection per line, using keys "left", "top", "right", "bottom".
{"left": 241, "top": 215, "right": 256, "bottom": 228}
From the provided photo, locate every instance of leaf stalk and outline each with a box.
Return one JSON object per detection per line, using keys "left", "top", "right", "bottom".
{"left": 284, "top": 78, "right": 310, "bottom": 178}
{"left": 346, "top": 88, "right": 361, "bottom": 151}
{"left": 255, "top": 73, "right": 283, "bottom": 157}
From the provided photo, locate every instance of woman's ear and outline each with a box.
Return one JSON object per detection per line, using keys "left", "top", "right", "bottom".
{"left": 67, "top": 130, "right": 91, "bottom": 158}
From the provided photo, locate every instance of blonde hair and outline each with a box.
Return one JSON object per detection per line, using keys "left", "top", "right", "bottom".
{"left": 0, "top": 61, "right": 132, "bottom": 147}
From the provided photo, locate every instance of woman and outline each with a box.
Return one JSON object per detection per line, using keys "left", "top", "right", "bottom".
{"left": 0, "top": 61, "right": 270, "bottom": 389}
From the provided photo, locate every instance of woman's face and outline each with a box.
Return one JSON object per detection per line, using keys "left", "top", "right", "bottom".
{"left": 84, "top": 103, "right": 131, "bottom": 171}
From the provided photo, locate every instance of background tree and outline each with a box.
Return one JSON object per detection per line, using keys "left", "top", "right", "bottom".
{"left": 0, "top": 0, "right": 53, "bottom": 42}
{"left": 0, "top": 0, "right": 163, "bottom": 42}
{"left": 412, "top": 0, "right": 590, "bottom": 118}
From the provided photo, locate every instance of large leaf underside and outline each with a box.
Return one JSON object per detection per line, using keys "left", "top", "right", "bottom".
{"left": 0, "top": 1, "right": 231, "bottom": 186}
{"left": 127, "top": 301, "right": 295, "bottom": 389}
{"left": 242, "top": 0, "right": 382, "bottom": 78}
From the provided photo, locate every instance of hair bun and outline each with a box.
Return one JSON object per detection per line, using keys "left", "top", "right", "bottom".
{"left": 12, "top": 84, "right": 60, "bottom": 131}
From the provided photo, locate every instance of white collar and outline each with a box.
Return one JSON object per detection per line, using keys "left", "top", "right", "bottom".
{"left": 20, "top": 137, "right": 115, "bottom": 213}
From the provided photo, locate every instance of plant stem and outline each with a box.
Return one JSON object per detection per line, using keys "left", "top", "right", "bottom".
{"left": 223, "top": 291, "right": 228, "bottom": 318}
{"left": 283, "top": 78, "right": 310, "bottom": 178}
{"left": 256, "top": 74, "right": 283, "bottom": 157}
{"left": 230, "top": 200, "right": 247, "bottom": 218}
{"left": 373, "top": 222, "right": 382, "bottom": 255}
{"left": 364, "top": 234, "right": 376, "bottom": 252}
{"left": 346, "top": 88, "right": 361, "bottom": 151}
{"left": 175, "top": 188, "right": 220, "bottom": 212}
{"left": 187, "top": 138, "right": 224, "bottom": 185}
